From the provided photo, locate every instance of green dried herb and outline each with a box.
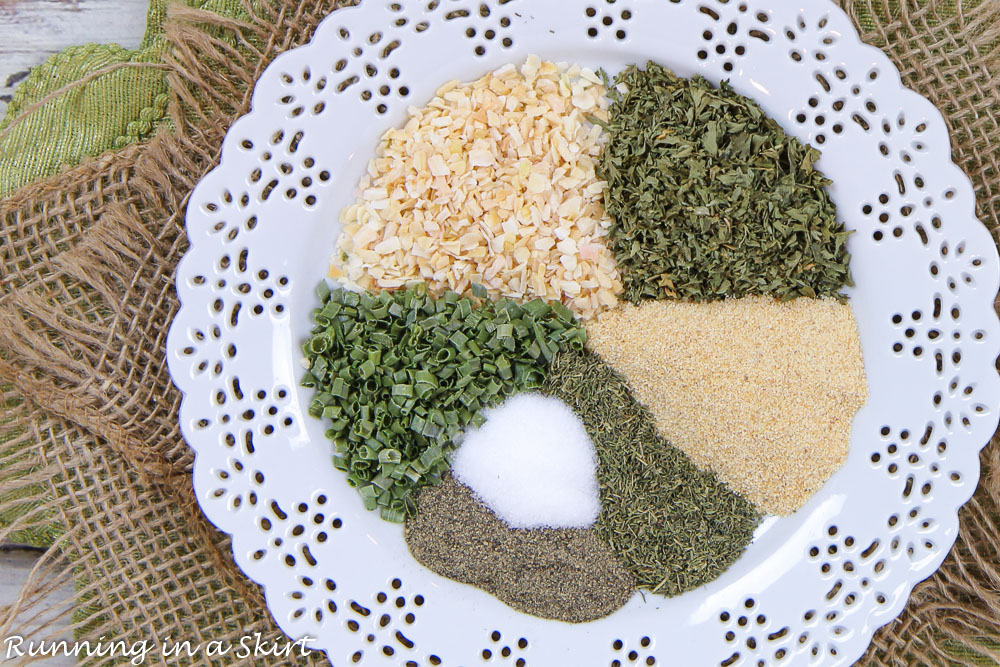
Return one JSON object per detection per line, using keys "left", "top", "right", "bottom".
{"left": 541, "top": 347, "right": 760, "bottom": 594}
{"left": 302, "top": 282, "right": 586, "bottom": 522}
{"left": 597, "top": 62, "right": 852, "bottom": 302}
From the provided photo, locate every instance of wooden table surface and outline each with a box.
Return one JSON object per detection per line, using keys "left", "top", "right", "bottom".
{"left": 0, "top": 0, "right": 148, "bottom": 118}
{"left": 1, "top": 2, "right": 147, "bottom": 661}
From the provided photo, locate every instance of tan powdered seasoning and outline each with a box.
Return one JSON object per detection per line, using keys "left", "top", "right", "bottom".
{"left": 586, "top": 296, "right": 868, "bottom": 515}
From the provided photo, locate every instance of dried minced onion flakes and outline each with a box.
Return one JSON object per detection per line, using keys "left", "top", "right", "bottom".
{"left": 331, "top": 56, "right": 623, "bottom": 319}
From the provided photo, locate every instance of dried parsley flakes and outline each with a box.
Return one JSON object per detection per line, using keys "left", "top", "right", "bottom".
{"left": 597, "top": 62, "right": 852, "bottom": 302}
{"left": 541, "top": 347, "right": 760, "bottom": 594}
{"left": 302, "top": 282, "right": 585, "bottom": 522}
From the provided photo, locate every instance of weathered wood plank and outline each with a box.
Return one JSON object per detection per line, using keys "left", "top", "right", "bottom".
{"left": 0, "top": 547, "right": 76, "bottom": 666}
{"left": 0, "top": 0, "right": 149, "bottom": 118}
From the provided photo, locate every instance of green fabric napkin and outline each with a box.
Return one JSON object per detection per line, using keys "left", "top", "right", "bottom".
{"left": 0, "top": 0, "right": 254, "bottom": 199}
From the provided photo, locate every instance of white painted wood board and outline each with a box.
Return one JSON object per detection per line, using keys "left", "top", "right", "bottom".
{"left": 0, "top": 0, "right": 149, "bottom": 118}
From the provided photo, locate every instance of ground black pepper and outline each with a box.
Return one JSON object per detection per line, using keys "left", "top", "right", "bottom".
{"left": 404, "top": 475, "right": 635, "bottom": 623}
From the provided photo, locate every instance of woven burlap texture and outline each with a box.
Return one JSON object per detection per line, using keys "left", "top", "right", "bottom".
{"left": 0, "top": 1, "right": 997, "bottom": 665}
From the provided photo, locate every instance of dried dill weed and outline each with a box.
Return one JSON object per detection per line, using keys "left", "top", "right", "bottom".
{"left": 541, "top": 348, "right": 760, "bottom": 594}
{"left": 404, "top": 475, "right": 636, "bottom": 623}
{"left": 586, "top": 297, "right": 868, "bottom": 515}
{"left": 333, "top": 56, "right": 623, "bottom": 319}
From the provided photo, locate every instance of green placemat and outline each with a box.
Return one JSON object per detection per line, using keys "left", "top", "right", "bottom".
{"left": 0, "top": 0, "right": 259, "bottom": 199}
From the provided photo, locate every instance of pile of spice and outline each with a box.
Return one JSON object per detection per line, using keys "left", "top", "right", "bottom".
{"left": 332, "top": 56, "right": 623, "bottom": 319}
{"left": 541, "top": 347, "right": 760, "bottom": 594}
{"left": 302, "top": 282, "right": 585, "bottom": 521}
{"left": 596, "top": 62, "right": 852, "bottom": 303}
{"left": 451, "top": 393, "right": 600, "bottom": 529}
{"left": 586, "top": 297, "right": 868, "bottom": 515}
{"left": 404, "top": 475, "right": 635, "bottom": 623}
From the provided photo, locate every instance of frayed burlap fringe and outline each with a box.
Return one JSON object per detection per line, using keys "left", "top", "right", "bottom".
{"left": 0, "top": 0, "right": 997, "bottom": 665}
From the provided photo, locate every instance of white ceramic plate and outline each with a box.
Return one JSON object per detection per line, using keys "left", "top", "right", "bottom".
{"left": 166, "top": 1, "right": 1000, "bottom": 665}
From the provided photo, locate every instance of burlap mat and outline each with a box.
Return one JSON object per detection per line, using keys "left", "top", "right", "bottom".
{"left": 0, "top": 1, "right": 997, "bottom": 665}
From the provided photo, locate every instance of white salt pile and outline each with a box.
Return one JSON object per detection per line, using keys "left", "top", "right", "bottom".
{"left": 450, "top": 393, "right": 601, "bottom": 529}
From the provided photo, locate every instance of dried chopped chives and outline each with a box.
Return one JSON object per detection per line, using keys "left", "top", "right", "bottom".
{"left": 302, "top": 282, "right": 585, "bottom": 522}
